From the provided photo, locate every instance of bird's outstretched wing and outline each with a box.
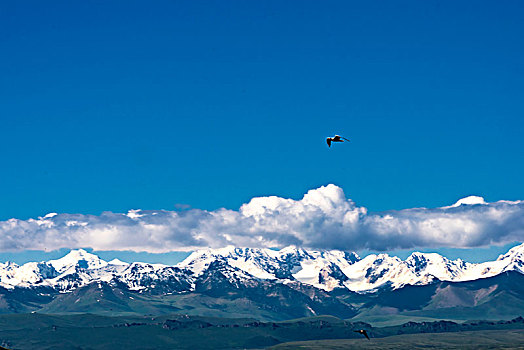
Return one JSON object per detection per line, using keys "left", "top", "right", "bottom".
{"left": 326, "top": 138, "right": 331, "bottom": 147}
{"left": 341, "top": 137, "right": 350, "bottom": 142}
{"left": 353, "top": 330, "right": 370, "bottom": 340}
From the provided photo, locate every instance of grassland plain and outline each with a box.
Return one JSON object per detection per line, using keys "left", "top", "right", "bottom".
{"left": 0, "top": 313, "right": 523, "bottom": 349}
{"left": 269, "top": 329, "right": 524, "bottom": 349}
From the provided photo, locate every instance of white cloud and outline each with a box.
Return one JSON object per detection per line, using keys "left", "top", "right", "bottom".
{"left": 0, "top": 184, "right": 523, "bottom": 252}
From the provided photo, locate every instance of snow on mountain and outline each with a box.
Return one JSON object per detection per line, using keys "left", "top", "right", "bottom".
{"left": 0, "top": 261, "right": 19, "bottom": 284}
{"left": 179, "top": 246, "right": 360, "bottom": 291}
{"left": 0, "top": 261, "right": 58, "bottom": 289}
{"left": 340, "top": 253, "right": 405, "bottom": 292}
{"left": 0, "top": 243, "right": 522, "bottom": 293}
{"left": 108, "top": 258, "right": 129, "bottom": 265}
{"left": 465, "top": 242, "right": 524, "bottom": 279}
{"left": 336, "top": 252, "right": 474, "bottom": 292}
{"left": 179, "top": 244, "right": 524, "bottom": 292}
{"left": 49, "top": 249, "right": 108, "bottom": 273}
{"left": 180, "top": 247, "right": 281, "bottom": 280}
{"left": 495, "top": 242, "right": 524, "bottom": 273}
{"left": 117, "top": 262, "right": 192, "bottom": 293}
{"left": 282, "top": 249, "right": 359, "bottom": 290}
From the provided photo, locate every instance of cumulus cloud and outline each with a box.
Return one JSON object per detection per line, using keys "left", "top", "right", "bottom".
{"left": 0, "top": 185, "right": 523, "bottom": 252}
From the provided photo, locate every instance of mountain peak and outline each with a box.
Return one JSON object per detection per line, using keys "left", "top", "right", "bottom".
{"left": 509, "top": 242, "right": 524, "bottom": 253}
{"left": 108, "top": 258, "right": 129, "bottom": 265}
{"left": 406, "top": 251, "right": 448, "bottom": 261}
{"left": 495, "top": 243, "right": 524, "bottom": 272}
{"left": 0, "top": 244, "right": 522, "bottom": 294}
{"left": 279, "top": 245, "right": 310, "bottom": 256}
{"left": 49, "top": 249, "right": 108, "bottom": 273}
{"left": 407, "top": 251, "right": 427, "bottom": 259}
{"left": 62, "top": 249, "right": 97, "bottom": 260}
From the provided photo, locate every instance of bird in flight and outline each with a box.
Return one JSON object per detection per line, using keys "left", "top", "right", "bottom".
{"left": 326, "top": 135, "right": 350, "bottom": 147}
{"left": 354, "top": 329, "right": 370, "bottom": 340}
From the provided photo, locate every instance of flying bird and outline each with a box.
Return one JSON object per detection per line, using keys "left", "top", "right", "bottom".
{"left": 354, "top": 329, "right": 370, "bottom": 340}
{"left": 326, "top": 135, "right": 350, "bottom": 147}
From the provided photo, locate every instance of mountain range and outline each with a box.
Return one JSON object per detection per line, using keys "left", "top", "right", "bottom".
{"left": 0, "top": 243, "right": 522, "bottom": 322}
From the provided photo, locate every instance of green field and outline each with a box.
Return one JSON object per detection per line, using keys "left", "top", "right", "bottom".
{"left": 270, "top": 329, "right": 524, "bottom": 349}
{"left": 0, "top": 313, "right": 522, "bottom": 349}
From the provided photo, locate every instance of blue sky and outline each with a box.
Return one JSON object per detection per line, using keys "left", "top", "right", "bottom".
{"left": 1, "top": 1, "right": 523, "bottom": 263}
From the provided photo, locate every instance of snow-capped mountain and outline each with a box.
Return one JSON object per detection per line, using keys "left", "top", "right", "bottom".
{"left": 0, "top": 243, "right": 523, "bottom": 294}
{"left": 0, "top": 261, "right": 58, "bottom": 288}
{"left": 337, "top": 252, "right": 472, "bottom": 292}
{"left": 467, "top": 243, "right": 524, "bottom": 278}
{"left": 48, "top": 249, "right": 108, "bottom": 273}
{"left": 117, "top": 262, "right": 192, "bottom": 293}
{"left": 179, "top": 244, "right": 524, "bottom": 292}
{"left": 179, "top": 246, "right": 360, "bottom": 291}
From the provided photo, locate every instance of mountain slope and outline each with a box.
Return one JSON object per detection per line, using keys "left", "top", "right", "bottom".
{"left": 1, "top": 244, "right": 523, "bottom": 294}
{"left": 350, "top": 271, "right": 524, "bottom": 325}
{"left": 0, "top": 244, "right": 522, "bottom": 321}
{"left": 178, "top": 243, "right": 524, "bottom": 292}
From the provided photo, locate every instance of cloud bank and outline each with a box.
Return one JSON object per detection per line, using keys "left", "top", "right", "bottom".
{"left": 1, "top": 185, "right": 523, "bottom": 253}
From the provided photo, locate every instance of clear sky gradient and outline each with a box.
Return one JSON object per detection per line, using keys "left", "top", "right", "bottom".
{"left": 1, "top": 1, "right": 523, "bottom": 263}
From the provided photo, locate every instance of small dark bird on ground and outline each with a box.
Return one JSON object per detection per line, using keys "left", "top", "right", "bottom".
{"left": 326, "top": 135, "right": 350, "bottom": 147}
{"left": 354, "top": 329, "right": 370, "bottom": 340}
